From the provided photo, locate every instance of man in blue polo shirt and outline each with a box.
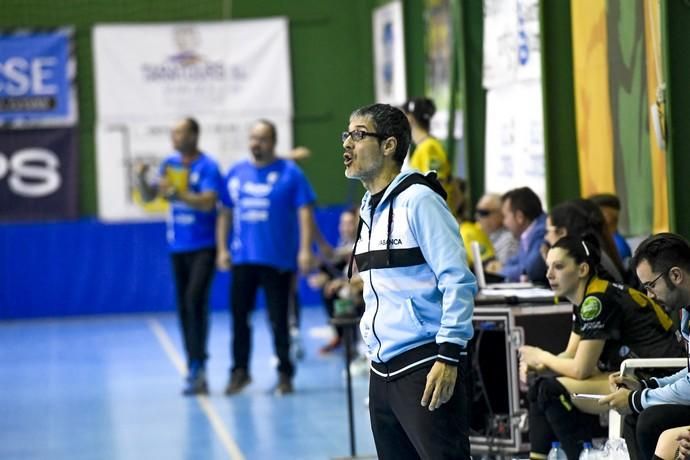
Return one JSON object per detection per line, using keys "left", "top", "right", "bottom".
{"left": 136, "top": 117, "right": 222, "bottom": 396}
{"left": 216, "top": 119, "right": 317, "bottom": 396}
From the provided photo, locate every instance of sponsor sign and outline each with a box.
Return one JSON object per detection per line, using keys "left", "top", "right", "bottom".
{"left": 484, "top": 81, "right": 546, "bottom": 206}
{"left": 424, "top": 0, "right": 463, "bottom": 141}
{"left": 483, "top": 0, "right": 541, "bottom": 88}
{"left": 0, "top": 127, "right": 78, "bottom": 220}
{"left": 373, "top": 1, "right": 407, "bottom": 104}
{"left": 0, "top": 28, "right": 77, "bottom": 126}
{"left": 92, "top": 19, "right": 293, "bottom": 220}
{"left": 92, "top": 19, "right": 292, "bottom": 121}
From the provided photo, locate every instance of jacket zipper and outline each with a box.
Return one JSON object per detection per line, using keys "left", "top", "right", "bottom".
{"left": 363, "top": 216, "right": 383, "bottom": 364}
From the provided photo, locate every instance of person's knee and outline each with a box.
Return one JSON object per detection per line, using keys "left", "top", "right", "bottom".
{"left": 656, "top": 428, "right": 678, "bottom": 449}
{"left": 637, "top": 408, "right": 657, "bottom": 437}
{"left": 537, "top": 377, "right": 573, "bottom": 411}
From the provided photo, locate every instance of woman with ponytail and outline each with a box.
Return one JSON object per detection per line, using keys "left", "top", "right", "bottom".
{"left": 519, "top": 234, "right": 684, "bottom": 460}
{"left": 401, "top": 97, "right": 453, "bottom": 203}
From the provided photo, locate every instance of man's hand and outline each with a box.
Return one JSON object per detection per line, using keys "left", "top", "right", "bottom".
{"left": 608, "top": 371, "right": 641, "bottom": 392}
{"left": 288, "top": 146, "right": 311, "bottom": 161}
{"left": 421, "top": 361, "right": 457, "bottom": 411}
{"left": 677, "top": 429, "right": 690, "bottom": 459}
{"left": 598, "top": 388, "right": 632, "bottom": 415}
{"left": 134, "top": 162, "right": 150, "bottom": 178}
{"left": 307, "top": 272, "right": 329, "bottom": 290}
{"left": 156, "top": 177, "right": 178, "bottom": 201}
{"left": 324, "top": 278, "right": 347, "bottom": 297}
{"left": 216, "top": 248, "right": 231, "bottom": 271}
{"left": 298, "top": 248, "right": 314, "bottom": 275}
{"left": 485, "top": 260, "right": 502, "bottom": 274}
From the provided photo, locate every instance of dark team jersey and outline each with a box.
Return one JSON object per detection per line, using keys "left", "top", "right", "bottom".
{"left": 572, "top": 276, "right": 685, "bottom": 371}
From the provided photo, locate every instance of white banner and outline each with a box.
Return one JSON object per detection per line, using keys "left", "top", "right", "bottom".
{"left": 372, "top": 1, "right": 407, "bottom": 104}
{"left": 92, "top": 19, "right": 293, "bottom": 220}
{"left": 93, "top": 18, "right": 292, "bottom": 121}
{"left": 96, "top": 117, "right": 293, "bottom": 221}
{"left": 484, "top": 81, "right": 546, "bottom": 207}
{"left": 483, "top": 0, "right": 541, "bottom": 88}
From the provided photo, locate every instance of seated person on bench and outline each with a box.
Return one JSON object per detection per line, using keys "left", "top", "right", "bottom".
{"left": 519, "top": 234, "right": 684, "bottom": 460}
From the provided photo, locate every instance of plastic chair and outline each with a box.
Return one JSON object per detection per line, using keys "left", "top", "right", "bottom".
{"left": 608, "top": 357, "right": 686, "bottom": 439}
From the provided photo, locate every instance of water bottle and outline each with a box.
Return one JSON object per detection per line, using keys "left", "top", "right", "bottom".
{"left": 603, "top": 438, "right": 628, "bottom": 460}
{"left": 547, "top": 441, "right": 567, "bottom": 460}
{"left": 579, "top": 442, "right": 594, "bottom": 460}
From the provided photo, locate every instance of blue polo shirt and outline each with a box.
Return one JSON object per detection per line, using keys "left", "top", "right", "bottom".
{"left": 220, "top": 158, "right": 316, "bottom": 271}
{"left": 158, "top": 152, "right": 222, "bottom": 253}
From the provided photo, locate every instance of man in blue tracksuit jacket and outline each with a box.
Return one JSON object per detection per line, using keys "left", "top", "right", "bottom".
{"left": 602, "top": 233, "right": 690, "bottom": 460}
{"left": 342, "top": 103, "right": 477, "bottom": 460}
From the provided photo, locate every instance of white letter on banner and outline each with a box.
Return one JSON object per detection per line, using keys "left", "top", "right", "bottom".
{"left": 0, "top": 153, "right": 8, "bottom": 179}
{"left": 9, "top": 148, "right": 61, "bottom": 197}
{"left": 3, "top": 57, "right": 31, "bottom": 95}
{"left": 32, "top": 57, "right": 58, "bottom": 95}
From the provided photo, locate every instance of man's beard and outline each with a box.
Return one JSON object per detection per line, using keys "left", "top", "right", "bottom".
{"left": 251, "top": 149, "right": 270, "bottom": 162}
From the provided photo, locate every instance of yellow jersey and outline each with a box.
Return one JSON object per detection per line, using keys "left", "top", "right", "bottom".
{"left": 460, "top": 221, "right": 495, "bottom": 266}
{"left": 409, "top": 137, "right": 454, "bottom": 203}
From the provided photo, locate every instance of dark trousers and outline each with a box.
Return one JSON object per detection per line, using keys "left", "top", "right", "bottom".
{"left": 623, "top": 404, "right": 690, "bottom": 460}
{"left": 527, "top": 376, "right": 604, "bottom": 459}
{"left": 369, "top": 361, "right": 471, "bottom": 460}
{"left": 171, "top": 248, "right": 216, "bottom": 366}
{"left": 230, "top": 264, "right": 294, "bottom": 377}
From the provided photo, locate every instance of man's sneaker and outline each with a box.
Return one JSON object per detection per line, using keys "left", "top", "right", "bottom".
{"left": 182, "top": 368, "right": 208, "bottom": 396}
{"left": 224, "top": 369, "right": 251, "bottom": 395}
{"left": 274, "top": 373, "right": 294, "bottom": 396}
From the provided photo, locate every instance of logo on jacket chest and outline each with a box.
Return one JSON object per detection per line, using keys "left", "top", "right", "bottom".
{"left": 379, "top": 238, "right": 403, "bottom": 246}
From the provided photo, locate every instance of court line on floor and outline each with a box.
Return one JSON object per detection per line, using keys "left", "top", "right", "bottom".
{"left": 148, "top": 318, "right": 245, "bottom": 460}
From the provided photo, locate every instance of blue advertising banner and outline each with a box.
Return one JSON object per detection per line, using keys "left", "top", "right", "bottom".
{"left": 0, "top": 127, "right": 78, "bottom": 221}
{"left": 0, "top": 29, "right": 76, "bottom": 126}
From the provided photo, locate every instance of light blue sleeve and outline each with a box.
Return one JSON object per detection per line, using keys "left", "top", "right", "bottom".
{"left": 643, "top": 367, "right": 690, "bottom": 407}
{"left": 408, "top": 188, "right": 477, "bottom": 348}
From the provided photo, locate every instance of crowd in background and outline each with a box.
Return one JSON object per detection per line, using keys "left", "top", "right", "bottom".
{"left": 136, "top": 97, "right": 690, "bottom": 460}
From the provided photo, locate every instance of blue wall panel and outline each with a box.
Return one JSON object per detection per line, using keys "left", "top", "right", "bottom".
{"left": 0, "top": 206, "right": 346, "bottom": 319}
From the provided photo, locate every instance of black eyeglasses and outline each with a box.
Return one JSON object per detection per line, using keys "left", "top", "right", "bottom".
{"left": 475, "top": 208, "right": 495, "bottom": 218}
{"left": 641, "top": 269, "right": 669, "bottom": 292}
{"left": 341, "top": 130, "right": 388, "bottom": 143}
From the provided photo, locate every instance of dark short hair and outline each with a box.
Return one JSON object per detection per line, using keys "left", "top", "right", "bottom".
{"left": 633, "top": 233, "right": 690, "bottom": 273}
{"left": 184, "top": 117, "right": 200, "bottom": 136}
{"left": 255, "top": 119, "right": 277, "bottom": 144}
{"left": 350, "top": 103, "right": 411, "bottom": 165}
{"left": 589, "top": 193, "right": 621, "bottom": 210}
{"left": 501, "top": 187, "right": 543, "bottom": 221}
{"left": 401, "top": 97, "right": 436, "bottom": 132}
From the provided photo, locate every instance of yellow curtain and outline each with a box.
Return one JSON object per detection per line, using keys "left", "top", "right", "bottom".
{"left": 570, "top": 0, "right": 615, "bottom": 196}
{"left": 643, "top": 0, "right": 670, "bottom": 232}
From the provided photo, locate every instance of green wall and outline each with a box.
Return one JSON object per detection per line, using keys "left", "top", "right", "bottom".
{"left": 1, "top": 0, "right": 378, "bottom": 213}
{"left": 663, "top": 0, "right": 690, "bottom": 237}
{"left": 540, "top": 0, "right": 580, "bottom": 207}
{"left": 457, "top": 0, "right": 486, "bottom": 212}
